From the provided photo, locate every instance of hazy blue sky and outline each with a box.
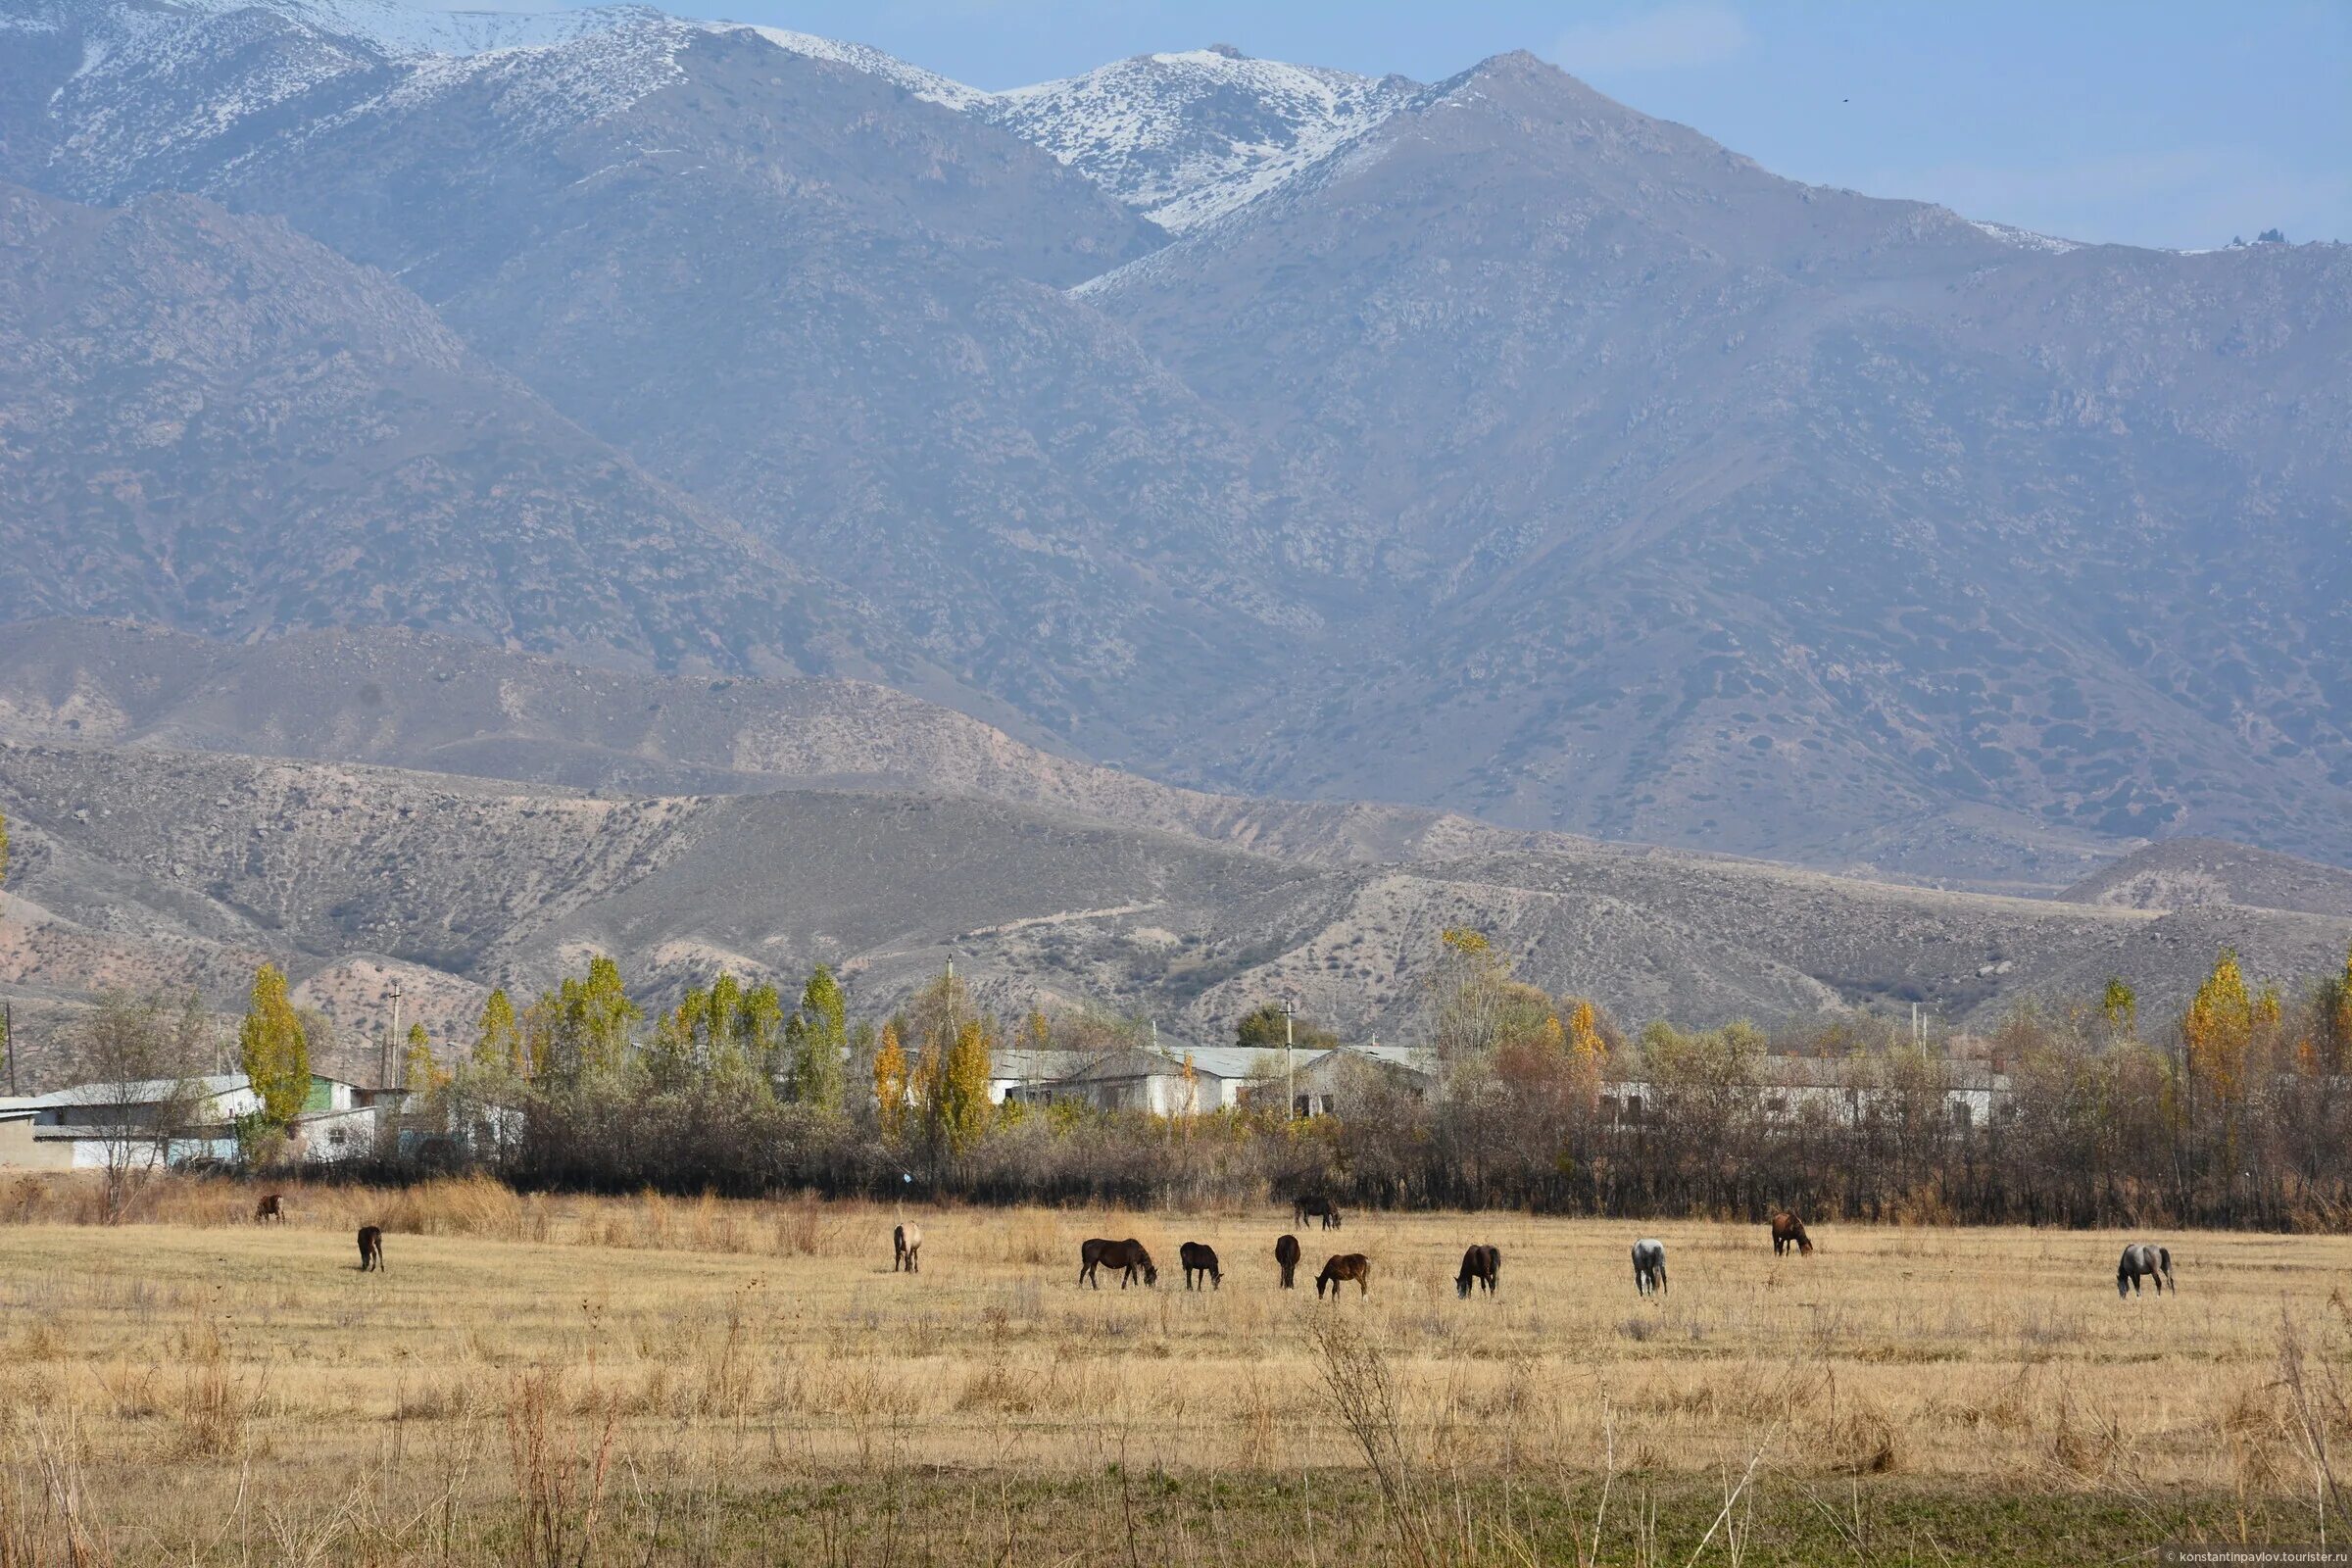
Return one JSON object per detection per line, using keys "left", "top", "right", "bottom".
{"left": 607, "top": 0, "right": 2349, "bottom": 250}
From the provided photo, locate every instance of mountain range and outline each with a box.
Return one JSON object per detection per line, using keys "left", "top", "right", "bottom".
{"left": 0, "top": 0, "right": 2347, "bottom": 1058}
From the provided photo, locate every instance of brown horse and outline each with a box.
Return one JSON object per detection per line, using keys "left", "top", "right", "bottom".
{"left": 1315, "top": 1253, "right": 1371, "bottom": 1298}
{"left": 254, "top": 1193, "right": 284, "bottom": 1224}
{"left": 1274, "top": 1233, "right": 1301, "bottom": 1289}
{"left": 357, "top": 1225, "right": 385, "bottom": 1272}
{"left": 1294, "top": 1197, "right": 1343, "bottom": 1231}
{"left": 1455, "top": 1244, "right": 1500, "bottom": 1298}
{"left": 1078, "top": 1238, "right": 1157, "bottom": 1289}
{"left": 1180, "top": 1242, "right": 1221, "bottom": 1290}
{"left": 894, "top": 1222, "right": 922, "bottom": 1273}
{"left": 1770, "top": 1212, "right": 1813, "bottom": 1256}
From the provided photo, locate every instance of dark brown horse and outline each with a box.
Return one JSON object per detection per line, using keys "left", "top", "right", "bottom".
{"left": 1770, "top": 1212, "right": 1813, "bottom": 1256}
{"left": 1455, "top": 1244, "right": 1500, "bottom": 1298}
{"left": 1294, "top": 1197, "right": 1343, "bottom": 1231}
{"left": 894, "top": 1222, "right": 922, "bottom": 1273}
{"left": 1274, "top": 1233, "right": 1301, "bottom": 1288}
{"left": 1180, "top": 1242, "right": 1221, "bottom": 1290}
{"left": 357, "top": 1225, "right": 384, "bottom": 1272}
{"left": 1079, "top": 1237, "right": 1157, "bottom": 1289}
{"left": 254, "top": 1193, "right": 283, "bottom": 1225}
{"left": 1315, "top": 1253, "right": 1371, "bottom": 1298}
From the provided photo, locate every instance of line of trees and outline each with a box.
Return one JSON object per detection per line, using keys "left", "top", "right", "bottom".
{"left": 364, "top": 931, "right": 2352, "bottom": 1229}
{"left": 41, "top": 920, "right": 2352, "bottom": 1230}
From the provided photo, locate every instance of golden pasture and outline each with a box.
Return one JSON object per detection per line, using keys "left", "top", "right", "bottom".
{"left": 0, "top": 1180, "right": 2345, "bottom": 1564}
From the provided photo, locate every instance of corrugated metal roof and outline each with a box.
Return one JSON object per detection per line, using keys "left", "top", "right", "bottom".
{"left": 988, "top": 1050, "right": 1092, "bottom": 1081}
{"left": 20, "top": 1073, "right": 250, "bottom": 1108}
{"left": 1057, "top": 1047, "right": 1275, "bottom": 1083}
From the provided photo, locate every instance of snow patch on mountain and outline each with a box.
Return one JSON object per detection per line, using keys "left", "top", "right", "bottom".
{"left": 732, "top": 25, "right": 984, "bottom": 110}
{"left": 162, "top": 0, "right": 663, "bottom": 57}
{"left": 984, "top": 47, "right": 1416, "bottom": 232}
{"left": 365, "top": 15, "right": 699, "bottom": 133}
{"left": 1965, "top": 219, "right": 2082, "bottom": 255}
{"left": 44, "top": 3, "right": 382, "bottom": 199}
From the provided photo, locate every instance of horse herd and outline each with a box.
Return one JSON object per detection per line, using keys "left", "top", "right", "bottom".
{"left": 258, "top": 1195, "right": 2182, "bottom": 1298}
{"left": 1021, "top": 1208, "right": 2178, "bottom": 1303}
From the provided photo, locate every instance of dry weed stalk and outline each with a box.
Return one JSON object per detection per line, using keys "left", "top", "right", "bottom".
{"left": 504, "top": 1369, "right": 617, "bottom": 1568}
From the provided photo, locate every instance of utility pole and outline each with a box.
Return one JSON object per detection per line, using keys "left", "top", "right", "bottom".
{"left": 4, "top": 1001, "right": 14, "bottom": 1096}
{"left": 383, "top": 977, "right": 405, "bottom": 1095}
{"left": 1282, "top": 998, "right": 1297, "bottom": 1120}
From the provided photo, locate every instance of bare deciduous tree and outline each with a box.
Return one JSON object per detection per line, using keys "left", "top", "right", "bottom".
{"left": 70, "top": 991, "right": 215, "bottom": 1222}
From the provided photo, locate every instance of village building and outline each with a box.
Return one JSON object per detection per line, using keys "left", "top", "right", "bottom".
{"left": 1262, "top": 1042, "right": 1439, "bottom": 1117}
{"left": 1031, "top": 1045, "right": 1276, "bottom": 1115}
{"left": 1598, "top": 1054, "right": 2007, "bottom": 1130}
{"left": 0, "top": 1072, "right": 370, "bottom": 1169}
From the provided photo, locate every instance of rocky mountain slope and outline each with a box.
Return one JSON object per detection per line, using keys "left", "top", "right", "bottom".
{"left": 0, "top": 181, "right": 939, "bottom": 684}
{"left": 5, "top": 737, "right": 2346, "bottom": 1089}
{"left": 0, "top": 619, "right": 1537, "bottom": 866}
{"left": 2061, "top": 839, "right": 2352, "bottom": 921}
{"left": 1088, "top": 53, "right": 2352, "bottom": 871}
{"left": 3, "top": 0, "right": 2349, "bottom": 886}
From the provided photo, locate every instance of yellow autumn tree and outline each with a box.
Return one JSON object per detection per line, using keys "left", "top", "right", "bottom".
{"left": 1565, "top": 997, "right": 1607, "bottom": 1108}
{"left": 237, "top": 963, "right": 310, "bottom": 1127}
{"left": 2182, "top": 950, "right": 2258, "bottom": 1107}
{"left": 473, "top": 988, "right": 524, "bottom": 1074}
{"left": 402, "top": 1022, "right": 448, "bottom": 1094}
{"left": 921, "top": 1017, "right": 995, "bottom": 1156}
{"left": 872, "top": 1021, "right": 909, "bottom": 1143}
{"left": 1566, "top": 1000, "right": 1607, "bottom": 1063}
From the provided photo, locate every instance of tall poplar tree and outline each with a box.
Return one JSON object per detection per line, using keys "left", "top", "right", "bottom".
{"left": 789, "top": 964, "right": 847, "bottom": 1110}
{"left": 473, "top": 988, "right": 523, "bottom": 1074}
{"left": 872, "top": 1021, "right": 909, "bottom": 1143}
{"left": 403, "top": 1023, "right": 446, "bottom": 1093}
{"left": 238, "top": 963, "right": 310, "bottom": 1126}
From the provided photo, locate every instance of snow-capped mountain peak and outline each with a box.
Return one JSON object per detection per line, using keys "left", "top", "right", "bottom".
{"left": 982, "top": 46, "right": 1418, "bottom": 232}
{"left": 18, "top": 0, "right": 1418, "bottom": 234}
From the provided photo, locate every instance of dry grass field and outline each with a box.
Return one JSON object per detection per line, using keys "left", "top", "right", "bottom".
{"left": 0, "top": 1176, "right": 2348, "bottom": 1565}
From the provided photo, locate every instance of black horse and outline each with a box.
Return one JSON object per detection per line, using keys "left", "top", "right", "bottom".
{"left": 1455, "top": 1244, "right": 1500, "bottom": 1298}
{"left": 1078, "top": 1237, "right": 1157, "bottom": 1289}
{"left": 1180, "top": 1242, "right": 1221, "bottom": 1290}
{"left": 1274, "top": 1233, "right": 1301, "bottom": 1288}
{"left": 1293, "top": 1198, "right": 1343, "bottom": 1231}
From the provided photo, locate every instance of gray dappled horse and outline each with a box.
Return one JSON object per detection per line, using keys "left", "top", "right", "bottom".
{"left": 2116, "top": 1243, "right": 2174, "bottom": 1298}
{"left": 1632, "top": 1238, "right": 1667, "bottom": 1297}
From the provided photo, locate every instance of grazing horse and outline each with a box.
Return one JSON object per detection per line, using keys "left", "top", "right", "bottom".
{"left": 893, "top": 1222, "right": 922, "bottom": 1273}
{"left": 1078, "top": 1238, "right": 1157, "bottom": 1289}
{"left": 1631, "top": 1239, "right": 1667, "bottom": 1297}
{"left": 1455, "top": 1244, "right": 1500, "bottom": 1298}
{"left": 1770, "top": 1211, "right": 1812, "bottom": 1256}
{"left": 2117, "top": 1243, "right": 2174, "bottom": 1298}
{"left": 1180, "top": 1242, "right": 1222, "bottom": 1291}
{"left": 254, "top": 1193, "right": 284, "bottom": 1225}
{"left": 1315, "top": 1253, "right": 1372, "bottom": 1298}
{"left": 357, "top": 1226, "right": 385, "bottom": 1272}
{"left": 1294, "top": 1197, "right": 1343, "bottom": 1231}
{"left": 1274, "top": 1233, "right": 1301, "bottom": 1289}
